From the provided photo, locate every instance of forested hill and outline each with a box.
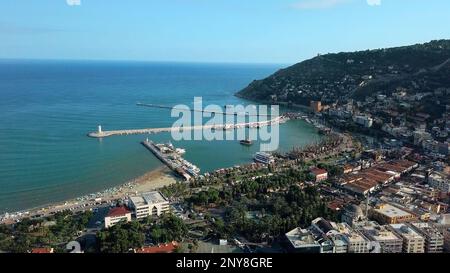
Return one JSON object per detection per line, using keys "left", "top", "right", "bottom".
{"left": 236, "top": 40, "right": 450, "bottom": 105}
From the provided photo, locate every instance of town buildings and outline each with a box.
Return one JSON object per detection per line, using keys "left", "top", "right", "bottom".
{"left": 338, "top": 160, "right": 418, "bottom": 196}
{"left": 358, "top": 221, "right": 403, "bottom": 253}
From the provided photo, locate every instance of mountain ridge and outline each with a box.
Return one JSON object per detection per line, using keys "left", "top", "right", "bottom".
{"left": 236, "top": 40, "right": 450, "bottom": 105}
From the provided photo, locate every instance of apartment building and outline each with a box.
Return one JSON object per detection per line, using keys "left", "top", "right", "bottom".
{"left": 411, "top": 222, "right": 444, "bottom": 253}
{"left": 389, "top": 224, "right": 425, "bottom": 253}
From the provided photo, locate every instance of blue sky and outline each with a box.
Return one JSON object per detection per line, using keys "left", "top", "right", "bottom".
{"left": 1, "top": 0, "right": 449, "bottom": 64}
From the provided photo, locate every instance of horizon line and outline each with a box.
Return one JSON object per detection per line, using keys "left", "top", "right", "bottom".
{"left": 0, "top": 57, "right": 291, "bottom": 67}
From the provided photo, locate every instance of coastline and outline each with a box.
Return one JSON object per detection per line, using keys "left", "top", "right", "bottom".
{"left": 0, "top": 104, "right": 318, "bottom": 225}
{"left": 1, "top": 166, "right": 179, "bottom": 224}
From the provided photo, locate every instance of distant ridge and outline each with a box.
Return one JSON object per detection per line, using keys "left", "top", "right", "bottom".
{"left": 236, "top": 40, "right": 450, "bottom": 105}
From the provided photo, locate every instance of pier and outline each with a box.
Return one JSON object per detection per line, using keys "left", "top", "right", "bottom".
{"left": 88, "top": 116, "right": 288, "bottom": 138}
{"left": 141, "top": 140, "right": 198, "bottom": 181}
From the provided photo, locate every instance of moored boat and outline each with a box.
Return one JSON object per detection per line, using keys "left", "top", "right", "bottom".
{"left": 240, "top": 139, "right": 253, "bottom": 146}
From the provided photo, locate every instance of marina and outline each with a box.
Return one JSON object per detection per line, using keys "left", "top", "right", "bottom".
{"left": 141, "top": 139, "right": 200, "bottom": 181}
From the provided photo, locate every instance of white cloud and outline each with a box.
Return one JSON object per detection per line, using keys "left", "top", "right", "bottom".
{"left": 367, "top": 0, "right": 381, "bottom": 6}
{"left": 292, "top": 0, "right": 351, "bottom": 10}
{"left": 66, "top": 0, "right": 81, "bottom": 6}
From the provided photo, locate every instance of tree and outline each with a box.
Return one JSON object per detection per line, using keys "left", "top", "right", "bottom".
{"left": 97, "top": 221, "right": 145, "bottom": 253}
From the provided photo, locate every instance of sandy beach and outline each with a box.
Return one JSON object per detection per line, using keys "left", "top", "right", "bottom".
{"left": 126, "top": 166, "right": 179, "bottom": 194}
{"left": 1, "top": 167, "right": 180, "bottom": 224}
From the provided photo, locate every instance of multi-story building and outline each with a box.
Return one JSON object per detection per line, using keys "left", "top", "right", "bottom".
{"left": 428, "top": 172, "right": 450, "bottom": 193}
{"left": 359, "top": 222, "right": 403, "bottom": 253}
{"left": 310, "top": 218, "right": 346, "bottom": 253}
{"left": 128, "top": 191, "right": 170, "bottom": 219}
{"left": 370, "top": 203, "right": 416, "bottom": 224}
{"left": 434, "top": 215, "right": 450, "bottom": 253}
{"left": 389, "top": 224, "right": 425, "bottom": 253}
{"left": 332, "top": 222, "right": 371, "bottom": 253}
{"left": 104, "top": 206, "right": 132, "bottom": 228}
{"left": 443, "top": 228, "right": 450, "bottom": 253}
{"left": 411, "top": 223, "right": 444, "bottom": 253}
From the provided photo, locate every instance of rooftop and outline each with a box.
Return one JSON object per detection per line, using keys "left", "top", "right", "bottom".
{"left": 332, "top": 222, "right": 370, "bottom": 243}
{"left": 310, "top": 168, "right": 328, "bottom": 176}
{"left": 373, "top": 203, "right": 412, "bottom": 219}
{"left": 285, "top": 228, "right": 320, "bottom": 248}
{"left": 129, "top": 196, "right": 147, "bottom": 207}
{"left": 135, "top": 242, "right": 178, "bottom": 253}
{"left": 130, "top": 191, "right": 168, "bottom": 207}
{"left": 106, "top": 206, "right": 131, "bottom": 218}
{"left": 359, "top": 222, "right": 402, "bottom": 242}
{"left": 411, "top": 222, "right": 445, "bottom": 238}
{"left": 143, "top": 191, "right": 168, "bottom": 204}
{"left": 31, "top": 248, "right": 54, "bottom": 254}
{"left": 390, "top": 224, "right": 423, "bottom": 240}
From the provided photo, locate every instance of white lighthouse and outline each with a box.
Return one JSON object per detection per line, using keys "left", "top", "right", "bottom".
{"left": 98, "top": 125, "right": 102, "bottom": 134}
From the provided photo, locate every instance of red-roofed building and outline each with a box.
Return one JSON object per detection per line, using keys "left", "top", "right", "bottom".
{"left": 104, "top": 206, "right": 132, "bottom": 228}
{"left": 135, "top": 242, "right": 178, "bottom": 254}
{"left": 31, "top": 248, "right": 54, "bottom": 254}
{"left": 310, "top": 168, "right": 328, "bottom": 182}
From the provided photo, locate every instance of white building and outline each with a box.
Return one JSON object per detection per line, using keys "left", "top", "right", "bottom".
{"left": 428, "top": 172, "right": 450, "bottom": 193}
{"left": 129, "top": 191, "right": 170, "bottom": 219}
{"left": 104, "top": 206, "right": 132, "bottom": 228}
{"left": 354, "top": 115, "right": 373, "bottom": 128}
{"left": 359, "top": 222, "right": 403, "bottom": 253}
{"left": 390, "top": 224, "right": 425, "bottom": 253}
{"left": 332, "top": 222, "right": 371, "bottom": 253}
{"left": 285, "top": 228, "right": 322, "bottom": 253}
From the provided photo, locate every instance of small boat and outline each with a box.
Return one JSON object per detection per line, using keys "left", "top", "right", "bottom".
{"left": 240, "top": 139, "right": 253, "bottom": 146}
{"left": 175, "top": 148, "right": 186, "bottom": 154}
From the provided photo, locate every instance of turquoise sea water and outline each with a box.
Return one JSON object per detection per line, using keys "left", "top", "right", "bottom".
{"left": 0, "top": 60, "right": 321, "bottom": 213}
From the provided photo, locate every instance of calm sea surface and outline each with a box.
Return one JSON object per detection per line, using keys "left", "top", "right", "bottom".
{"left": 0, "top": 60, "right": 321, "bottom": 213}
